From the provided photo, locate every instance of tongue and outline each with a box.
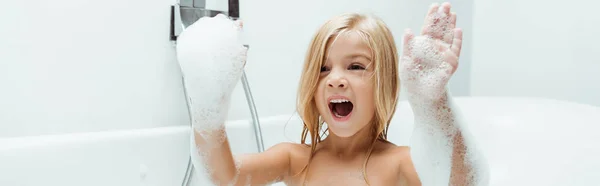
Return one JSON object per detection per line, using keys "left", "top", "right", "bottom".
{"left": 334, "top": 102, "right": 353, "bottom": 116}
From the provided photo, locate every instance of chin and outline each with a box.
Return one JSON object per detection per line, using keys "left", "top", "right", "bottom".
{"left": 324, "top": 119, "right": 361, "bottom": 138}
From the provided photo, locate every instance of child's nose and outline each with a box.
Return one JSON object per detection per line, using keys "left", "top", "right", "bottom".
{"left": 328, "top": 76, "right": 348, "bottom": 89}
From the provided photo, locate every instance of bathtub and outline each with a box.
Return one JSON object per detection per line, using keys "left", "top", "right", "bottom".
{"left": 1, "top": 97, "right": 599, "bottom": 186}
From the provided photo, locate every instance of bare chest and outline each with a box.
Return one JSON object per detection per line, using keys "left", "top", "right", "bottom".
{"left": 284, "top": 152, "right": 400, "bottom": 186}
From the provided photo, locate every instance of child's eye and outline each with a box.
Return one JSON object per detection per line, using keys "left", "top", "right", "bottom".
{"left": 349, "top": 64, "right": 365, "bottom": 70}
{"left": 320, "top": 66, "right": 330, "bottom": 72}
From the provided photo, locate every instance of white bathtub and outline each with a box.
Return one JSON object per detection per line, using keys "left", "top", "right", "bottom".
{"left": 1, "top": 97, "right": 599, "bottom": 186}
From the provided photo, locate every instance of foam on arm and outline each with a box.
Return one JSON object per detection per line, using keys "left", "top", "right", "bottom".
{"left": 176, "top": 14, "right": 246, "bottom": 185}
{"left": 407, "top": 90, "right": 490, "bottom": 186}
{"left": 177, "top": 15, "right": 291, "bottom": 185}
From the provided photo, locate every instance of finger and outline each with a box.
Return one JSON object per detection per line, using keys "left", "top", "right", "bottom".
{"left": 435, "top": 39, "right": 449, "bottom": 54}
{"left": 443, "top": 49, "right": 459, "bottom": 70}
{"left": 423, "top": 3, "right": 452, "bottom": 39}
{"left": 443, "top": 60, "right": 458, "bottom": 76}
{"left": 450, "top": 28, "right": 463, "bottom": 56}
{"left": 422, "top": 3, "right": 440, "bottom": 35}
{"left": 421, "top": 24, "right": 429, "bottom": 37}
{"left": 449, "top": 12, "right": 457, "bottom": 30}
{"left": 436, "top": 3, "right": 452, "bottom": 40}
{"left": 402, "top": 29, "right": 415, "bottom": 57}
{"left": 442, "top": 12, "right": 457, "bottom": 44}
{"left": 427, "top": 3, "right": 440, "bottom": 17}
{"left": 439, "top": 2, "right": 451, "bottom": 15}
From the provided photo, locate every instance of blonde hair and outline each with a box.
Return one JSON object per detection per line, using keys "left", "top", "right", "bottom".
{"left": 295, "top": 13, "right": 400, "bottom": 184}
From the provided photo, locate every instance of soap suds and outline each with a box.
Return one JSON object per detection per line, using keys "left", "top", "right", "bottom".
{"left": 400, "top": 6, "right": 489, "bottom": 184}
{"left": 177, "top": 14, "right": 247, "bottom": 186}
{"left": 176, "top": 14, "right": 247, "bottom": 133}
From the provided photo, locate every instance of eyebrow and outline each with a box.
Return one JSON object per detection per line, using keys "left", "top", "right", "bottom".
{"left": 324, "top": 53, "right": 372, "bottom": 65}
{"left": 347, "top": 54, "right": 372, "bottom": 61}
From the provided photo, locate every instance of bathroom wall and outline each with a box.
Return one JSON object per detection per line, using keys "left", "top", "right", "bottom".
{"left": 0, "top": 0, "right": 189, "bottom": 137}
{"left": 470, "top": 0, "right": 600, "bottom": 106}
{"left": 4, "top": 0, "right": 597, "bottom": 140}
{"left": 0, "top": 0, "right": 474, "bottom": 137}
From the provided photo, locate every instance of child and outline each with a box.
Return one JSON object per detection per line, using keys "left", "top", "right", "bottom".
{"left": 176, "top": 2, "right": 489, "bottom": 185}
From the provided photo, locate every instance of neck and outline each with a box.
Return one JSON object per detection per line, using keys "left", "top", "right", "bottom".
{"left": 321, "top": 124, "right": 376, "bottom": 159}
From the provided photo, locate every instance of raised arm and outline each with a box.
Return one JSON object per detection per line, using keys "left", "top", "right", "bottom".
{"left": 399, "top": 2, "right": 489, "bottom": 186}
{"left": 405, "top": 91, "right": 489, "bottom": 186}
{"left": 191, "top": 131, "right": 291, "bottom": 185}
{"left": 177, "top": 15, "right": 290, "bottom": 185}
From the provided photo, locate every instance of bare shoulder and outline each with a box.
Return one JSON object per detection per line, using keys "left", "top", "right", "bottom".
{"left": 267, "top": 142, "right": 311, "bottom": 167}
{"left": 269, "top": 142, "right": 310, "bottom": 155}
{"left": 264, "top": 142, "right": 309, "bottom": 162}
{"left": 375, "top": 142, "right": 421, "bottom": 186}
{"left": 267, "top": 141, "right": 300, "bottom": 151}
{"left": 280, "top": 142, "right": 311, "bottom": 163}
{"left": 383, "top": 144, "right": 412, "bottom": 161}
{"left": 267, "top": 142, "right": 311, "bottom": 183}
{"left": 372, "top": 142, "right": 412, "bottom": 170}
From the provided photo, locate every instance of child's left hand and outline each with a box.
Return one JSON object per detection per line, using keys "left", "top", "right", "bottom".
{"left": 400, "top": 2, "right": 463, "bottom": 102}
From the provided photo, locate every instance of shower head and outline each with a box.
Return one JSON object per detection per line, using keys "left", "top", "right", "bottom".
{"left": 170, "top": 0, "right": 241, "bottom": 41}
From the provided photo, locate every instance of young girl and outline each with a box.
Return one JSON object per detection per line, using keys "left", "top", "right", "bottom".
{"left": 176, "top": 2, "right": 489, "bottom": 185}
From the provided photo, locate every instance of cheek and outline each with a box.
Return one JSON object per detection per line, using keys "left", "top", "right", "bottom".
{"left": 354, "top": 78, "right": 376, "bottom": 112}
{"left": 315, "top": 80, "right": 325, "bottom": 98}
{"left": 314, "top": 81, "right": 327, "bottom": 109}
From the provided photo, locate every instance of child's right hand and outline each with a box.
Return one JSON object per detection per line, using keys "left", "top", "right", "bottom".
{"left": 176, "top": 14, "right": 248, "bottom": 131}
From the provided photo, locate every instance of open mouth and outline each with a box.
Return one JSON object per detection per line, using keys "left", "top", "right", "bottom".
{"left": 328, "top": 98, "right": 354, "bottom": 121}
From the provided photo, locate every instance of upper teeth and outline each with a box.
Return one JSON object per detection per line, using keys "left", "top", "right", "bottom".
{"left": 330, "top": 99, "right": 350, "bottom": 103}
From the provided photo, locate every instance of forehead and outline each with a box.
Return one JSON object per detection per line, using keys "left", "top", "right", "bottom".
{"left": 325, "top": 31, "right": 373, "bottom": 61}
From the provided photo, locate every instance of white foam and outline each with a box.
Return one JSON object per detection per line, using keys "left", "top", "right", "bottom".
{"left": 407, "top": 94, "right": 489, "bottom": 186}
{"left": 176, "top": 14, "right": 247, "bottom": 133}
{"left": 190, "top": 130, "right": 242, "bottom": 186}
{"left": 401, "top": 36, "right": 453, "bottom": 102}
{"left": 177, "top": 15, "right": 247, "bottom": 186}
{"left": 426, "top": 11, "right": 454, "bottom": 42}
{"left": 401, "top": 32, "right": 488, "bottom": 185}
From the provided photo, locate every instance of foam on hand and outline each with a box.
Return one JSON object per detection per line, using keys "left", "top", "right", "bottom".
{"left": 176, "top": 14, "right": 247, "bottom": 134}
{"left": 400, "top": 31, "right": 455, "bottom": 102}
{"left": 176, "top": 14, "right": 247, "bottom": 185}
{"left": 426, "top": 10, "right": 455, "bottom": 43}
